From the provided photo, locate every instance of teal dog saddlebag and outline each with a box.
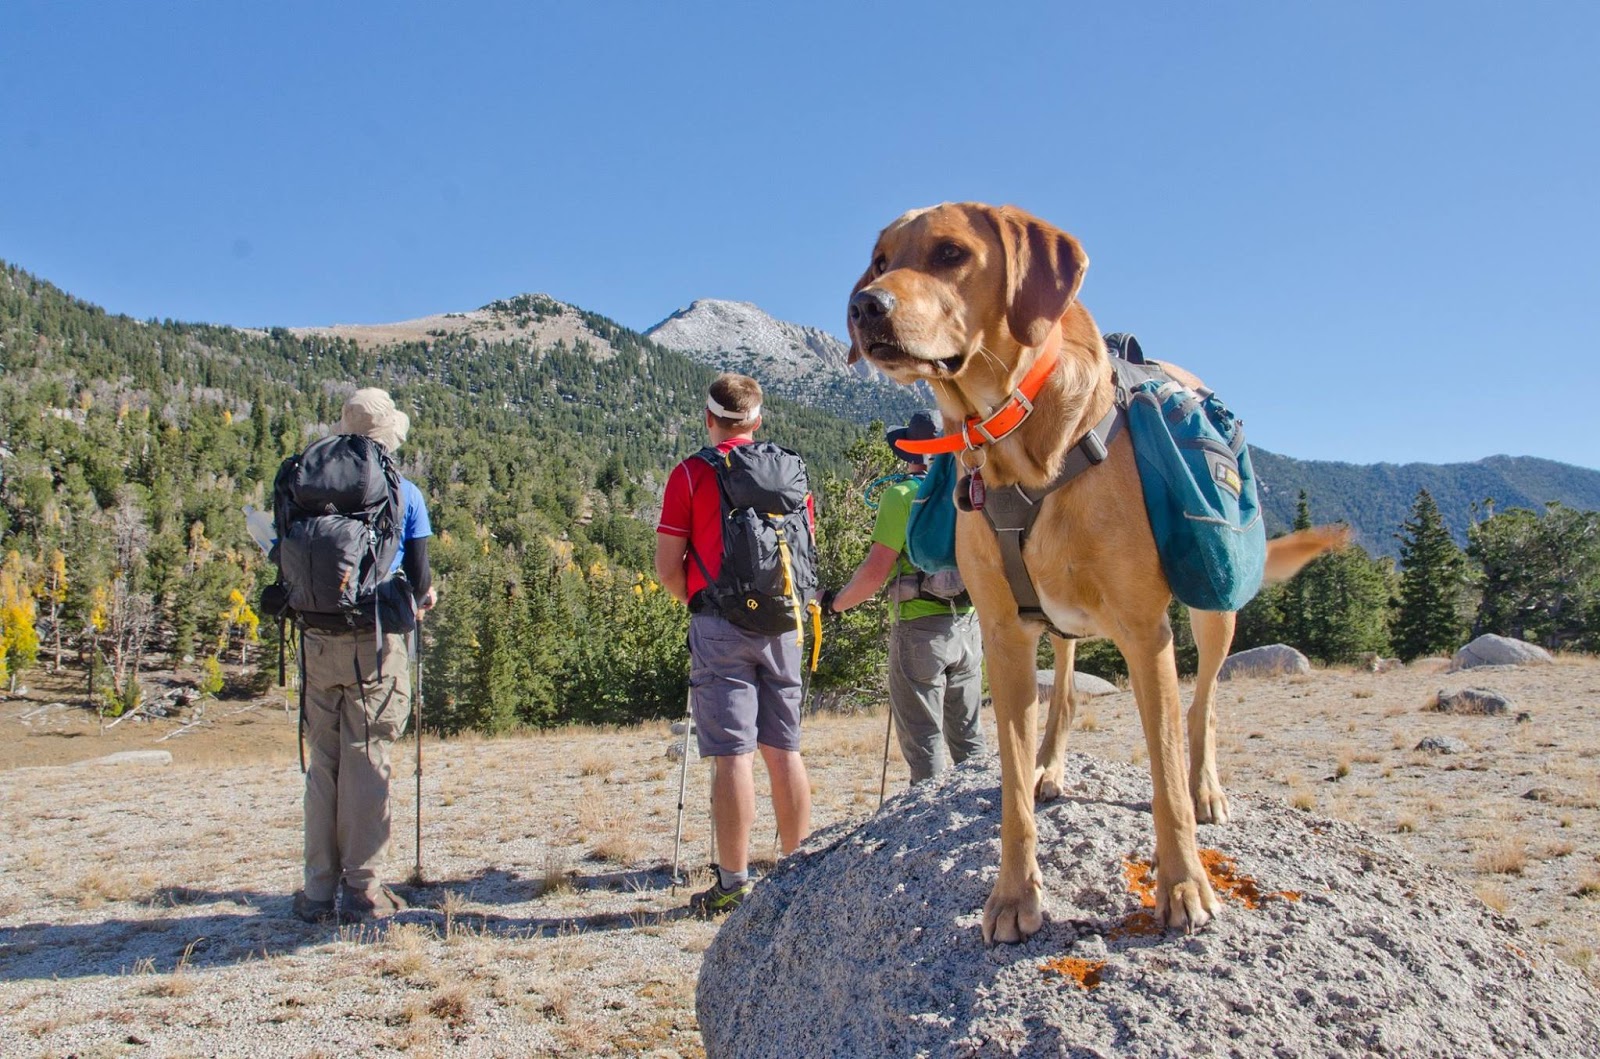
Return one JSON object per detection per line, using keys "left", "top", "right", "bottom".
{"left": 904, "top": 451, "right": 960, "bottom": 574}
{"left": 1113, "top": 347, "right": 1266, "bottom": 612}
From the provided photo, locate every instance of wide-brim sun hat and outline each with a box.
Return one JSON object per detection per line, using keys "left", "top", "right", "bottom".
{"left": 340, "top": 387, "right": 410, "bottom": 453}
{"left": 885, "top": 410, "right": 940, "bottom": 463}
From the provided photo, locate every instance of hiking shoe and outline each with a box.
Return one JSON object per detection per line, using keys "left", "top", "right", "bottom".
{"left": 690, "top": 878, "right": 753, "bottom": 918}
{"left": 340, "top": 884, "right": 408, "bottom": 922}
{"left": 291, "top": 890, "right": 335, "bottom": 924}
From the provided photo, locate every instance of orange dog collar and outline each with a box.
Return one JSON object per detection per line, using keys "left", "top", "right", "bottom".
{"left": 896, "top": 324, "right": 1063, "bottom": 455}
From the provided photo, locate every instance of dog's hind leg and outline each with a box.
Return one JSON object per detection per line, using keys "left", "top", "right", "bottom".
{"left": 1118, "top": 616, "right": 1218, "bottom": 932}
{"left": 1034, "top": 634, "right": 1076, "bottom": 802}
{"left": 1187, "top": 608, "right": 1235, "bottom": 825}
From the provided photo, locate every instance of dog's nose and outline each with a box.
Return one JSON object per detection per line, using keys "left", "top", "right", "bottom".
{"left": 849, "top": 288, "right": 896, "bottom": 324}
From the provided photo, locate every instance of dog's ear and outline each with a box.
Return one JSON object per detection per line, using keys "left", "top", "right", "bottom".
{"left": 845, "top": 256, "right": 878, "bottom": 366}
{"left": 996, "top": 208, "right": 1089, "bottom": 348}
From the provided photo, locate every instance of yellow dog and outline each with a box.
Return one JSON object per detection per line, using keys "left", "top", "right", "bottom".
{"left": 847, "top": 202, "right": 1345, "bottom": 942}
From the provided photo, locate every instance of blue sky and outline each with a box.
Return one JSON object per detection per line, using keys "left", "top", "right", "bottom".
{"left": 3, "top": 2, "right": 1596, "bottom": 469}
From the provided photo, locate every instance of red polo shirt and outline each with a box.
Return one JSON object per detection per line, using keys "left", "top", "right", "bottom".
{"left": 657, "top": 438, "right": 814, "bottom": 600}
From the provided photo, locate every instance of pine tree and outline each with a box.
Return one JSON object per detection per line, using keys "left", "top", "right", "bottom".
{"left": 1392, "top": 489, "right": 1468, "bottom": 660}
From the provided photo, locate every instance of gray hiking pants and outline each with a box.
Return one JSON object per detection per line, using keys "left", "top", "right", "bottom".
{"left": 302, "top": 629, "right": 411, "bottom": 902}
{"left": 888, "top": 610, "right": 984, "bottom": 784}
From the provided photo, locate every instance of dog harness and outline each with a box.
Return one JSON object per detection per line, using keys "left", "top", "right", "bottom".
{"left": 950, "top": 334, "right": 1154, "bottom": 636}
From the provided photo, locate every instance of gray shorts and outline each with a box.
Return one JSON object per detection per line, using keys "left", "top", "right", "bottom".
{"left": 688, "top": 612, "right": 803, "bottom": 757}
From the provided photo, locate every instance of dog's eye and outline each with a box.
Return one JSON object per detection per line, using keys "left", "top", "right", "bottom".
{"left": 933, "top": 242, "right": 967, "bottom": 266}
{"left": 873, "top": 254, "right": 888, "bottom": 276}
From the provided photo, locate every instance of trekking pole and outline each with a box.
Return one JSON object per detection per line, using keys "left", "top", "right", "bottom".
{"left": 277, "top": 617, "right": 286, "bottom": 687}
{"left": 412, "top": 623, "right": 424, "bottom": 884}
{"left": 670, "top": 686, "right": 694, "bottom": 894}
{"left": 879, "top": 598, "right": 900, "bottom": 808}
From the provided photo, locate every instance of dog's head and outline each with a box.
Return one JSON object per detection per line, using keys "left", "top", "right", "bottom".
{"left": 846, "top": 203, "right": 1089, "bottom": 385}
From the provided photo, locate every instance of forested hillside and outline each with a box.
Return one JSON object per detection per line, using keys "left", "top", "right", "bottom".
{"left": 3, "top": 257, "right": 1597, "bottom": 736}
{"left": 1254, "top": 449, "right": 1600, "bottom": 557}
{"left": 0, "top": 261, "right": 876, "bottom": 732}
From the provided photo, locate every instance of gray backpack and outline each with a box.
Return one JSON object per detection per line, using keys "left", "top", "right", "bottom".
{"left": 269, "top": 434, "right": 408, "bottom": 632}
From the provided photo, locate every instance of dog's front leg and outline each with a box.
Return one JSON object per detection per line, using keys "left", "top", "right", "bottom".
{"left": 1034, "top": 634, "right": 1076, "bottom": 802}
{"left": 982, "top": 619, "right": 1047, "bottom": 944}
{"left": 1120, "top": 620, "right": 1219, "bottom": 931}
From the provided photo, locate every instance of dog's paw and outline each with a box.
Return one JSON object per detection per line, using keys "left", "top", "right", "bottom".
{"left": 1157, "top": 874, "right": 1218, "bottom": 933}
{"left": 1033, "top": 766, "right": 1065, "bottom": 803}
{"left": 1192, "top": 779, "right": 1231, "bottom": 825}
{"left": 982, "top": 877, "right": 1045, "bottom": 944}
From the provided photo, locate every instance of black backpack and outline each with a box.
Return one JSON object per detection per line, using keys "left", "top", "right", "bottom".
{"left": 689, "top": 442, "right": 817, "bottom": 635}
{"left": 268, "top": 434, "right": 409, "bottom": 633}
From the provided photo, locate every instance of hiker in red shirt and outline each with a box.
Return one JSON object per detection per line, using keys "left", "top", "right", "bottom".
{"left": 655, "top": 373, "right": 814, "bottom": 916}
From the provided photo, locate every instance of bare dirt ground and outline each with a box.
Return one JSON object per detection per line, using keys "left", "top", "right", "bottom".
{"left": 1, "top": 656, "right": 1597, "bottom": 1057}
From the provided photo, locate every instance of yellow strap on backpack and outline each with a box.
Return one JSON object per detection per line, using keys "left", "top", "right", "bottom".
{"left": 806, "top": 598, "right": 822, "bottom": 672}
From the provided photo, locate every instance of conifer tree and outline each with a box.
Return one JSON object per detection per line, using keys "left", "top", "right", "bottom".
{"left": 1392, "top": 489, "right": 1468, "bottom": 660}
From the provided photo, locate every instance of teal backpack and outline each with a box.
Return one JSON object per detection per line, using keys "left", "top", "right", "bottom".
{"left": 904, "top": 452, "right": 960, "bottom": 574}
{"left": 1109, "top": 334, "right": 1266, "bottom": 612}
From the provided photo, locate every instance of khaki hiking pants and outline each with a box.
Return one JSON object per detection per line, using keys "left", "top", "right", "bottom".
{"left": 302, "top": 628, "right": 411, "bottom": 902}
{"left": 888, "top": 611, "right": 984, "bottom": 784}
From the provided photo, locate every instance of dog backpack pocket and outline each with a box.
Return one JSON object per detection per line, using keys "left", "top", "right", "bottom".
{"left": 904, "top": 452, "right": 961, "bottom": 575}
{"left": 1117, "top": 360, "right": 1266, "bottom": 612}
{"left": 270, "top": 433, "right": 405, "bottom": 631}
{"left": 692, "top": 443, "right": 817, "bottom": 636}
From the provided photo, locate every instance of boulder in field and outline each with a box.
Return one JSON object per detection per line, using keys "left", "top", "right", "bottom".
{"left": 1448, "top": 634, "right": 1553, "bottom": 672}
{"left": 1034, "top": 669, "right": 1119, "bottom": 701}
{"left": 1218, "top": 643, "right": 1311, "bottom": 681}
{"left": 697, "top": 752, "right": 1599, "bottom": 1058}
{"left": 1416, "top": 735, "right": 1470, "bottom": 755}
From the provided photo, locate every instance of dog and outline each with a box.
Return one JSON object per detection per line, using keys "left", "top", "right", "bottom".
{"left": 847, "top": 202, "right": 1346, "bottom": 943}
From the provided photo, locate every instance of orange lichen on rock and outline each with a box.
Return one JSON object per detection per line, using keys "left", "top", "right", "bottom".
{"left": 1118, "top": 852, "right": 1300, "bottom": 932}
{"left": 1123, "top": 858, "right": 1158, "bottom": 908}
{"left": 1197, "top": 848, "right": 1303, "bottom": 909}
{"left": 1109, "top": 910, "right": 1162, "bottom": 940}
{"left": 1040, "top": 956, "right": 1106, "bottom": 990}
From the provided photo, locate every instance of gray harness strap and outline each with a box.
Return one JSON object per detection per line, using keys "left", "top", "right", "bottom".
{"left": 981, "top": 400, "right": 1125, "bottom": 634}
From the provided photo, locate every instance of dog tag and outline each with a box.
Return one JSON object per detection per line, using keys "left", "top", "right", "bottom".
{"left": 966, "top": 469, "right": 986, "bottom": 512}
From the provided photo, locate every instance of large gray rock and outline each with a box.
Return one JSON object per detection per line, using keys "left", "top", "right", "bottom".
{"left": 1218, "top": 643, "right": 1311, "bottom": 681}
{"left": 698, "top": 753, "right": 1599, "bottom": 1058}
{"left": 1448, "top": 634, "right": 1554, "bottom": 672}
{"left": 1034, "top": 669, "right": 1120, "bottom": 701}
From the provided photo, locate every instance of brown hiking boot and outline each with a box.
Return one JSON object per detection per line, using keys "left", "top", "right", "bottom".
{"left": 340, "top": 884, "right": 408, "bottom": 922}
{"left": 291, "top": 890, "right": 335, "bottom": 924}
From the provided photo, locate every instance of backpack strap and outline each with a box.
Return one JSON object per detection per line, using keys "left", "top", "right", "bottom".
{"left": 981, "top": 400, "right": 1125, "bottom": 635}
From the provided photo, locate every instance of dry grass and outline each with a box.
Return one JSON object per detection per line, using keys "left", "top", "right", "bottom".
{"left": 1475, "top": 881, "right": 1510, "bottom": 913}
{"left": 378, "top": 922, "right": 436, "bottom": 980}
{"left": 576, "top": 751, "right": 612, "bottom": 778}
{"left": 427, "top": 987, "right": 471, "bottom": 1027}
{"left": 541, "top": 849, "right": 574, "bottom": 896}
{"left": 1290, "top": 789, "right": 1317, "bottom": 812}
{"left": 1477, "top": 837, "right": 1529, "bottom": 875}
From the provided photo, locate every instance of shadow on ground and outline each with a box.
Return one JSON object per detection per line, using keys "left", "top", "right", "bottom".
{"left": 0, "top": 866, "right": 707, "bottom": 982}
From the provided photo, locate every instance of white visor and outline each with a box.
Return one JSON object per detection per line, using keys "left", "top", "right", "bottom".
{"left": 707, "top": 394, "right": 759, "bottom": 421}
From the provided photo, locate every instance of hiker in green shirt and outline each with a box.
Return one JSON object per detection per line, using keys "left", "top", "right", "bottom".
{"left": 819, "top": 412, "right": 984, "bottom": 783}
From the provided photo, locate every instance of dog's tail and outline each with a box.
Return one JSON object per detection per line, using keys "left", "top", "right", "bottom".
{"left": 1262, "top": 525, "right": 1351, "bottom": 584}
